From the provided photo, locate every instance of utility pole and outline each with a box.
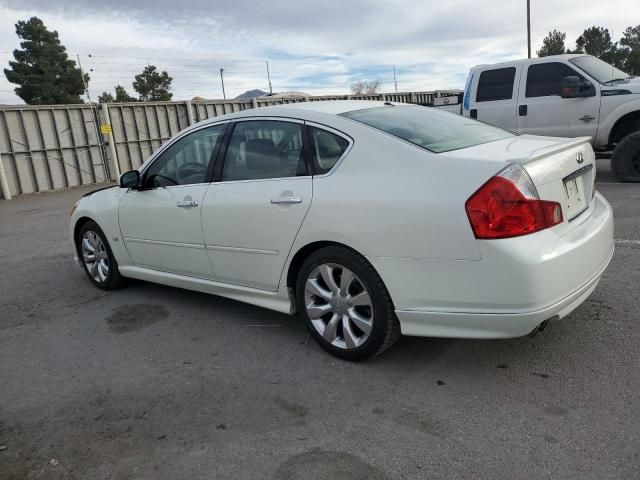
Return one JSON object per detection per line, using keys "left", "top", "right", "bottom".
{"left": 220, "top": 68, "right": 226, "bottom": 99}
{"left": 77, "top": 54, "right": 91, "bottom": 103}
{"left": 266, "top": 61, "right": 273, "bottom": 95}
{"left": 526, "top": 0, "right": 532, "bottom": 58}
{"left": 393, "top": 66, "right": 398, "bottom": 93}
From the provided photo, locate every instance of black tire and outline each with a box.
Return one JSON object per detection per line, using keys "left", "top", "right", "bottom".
{"left": 77, "top": 220, "right": 125, "bottom": 290}
{"left": 296, "top": 246, "right": 400, "bottom": 361}
{"left": 611, "top": 130, "right": 640, "bottom": 182}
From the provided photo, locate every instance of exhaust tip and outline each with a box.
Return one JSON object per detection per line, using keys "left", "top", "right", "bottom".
{"left": 527, "top": 315, "right": 559, "bottom": 338}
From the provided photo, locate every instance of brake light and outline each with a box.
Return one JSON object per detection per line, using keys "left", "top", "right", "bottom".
{"left": 465, "top": 164, "right": 563, "bottom": 239}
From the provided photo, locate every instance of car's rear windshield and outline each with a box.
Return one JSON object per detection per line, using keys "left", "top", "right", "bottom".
{"left": 340, "top": 105, "right": 514, "bottom": 153}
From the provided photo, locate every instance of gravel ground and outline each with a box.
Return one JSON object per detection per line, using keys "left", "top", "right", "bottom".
{"left": 0, "top": 160, "right": 638, "bottom": 480}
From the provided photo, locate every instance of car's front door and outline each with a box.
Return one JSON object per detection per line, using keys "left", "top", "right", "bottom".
{"left": 516, "top": 61, "right": 601, "bottom": 138}
{"left": 118, "top": 123, "right": 226, "bottom": 278}
{"left": 201, "top": 119, "right": 312, "bottom": 291}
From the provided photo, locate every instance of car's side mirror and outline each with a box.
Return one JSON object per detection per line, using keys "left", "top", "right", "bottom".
{"left": 119, "top": 170, "right": 141, "bottom": 189}
{"left": 561, "top": 76, "right": 580, "bottom": 98}
{"left": 561, "top": 76, "right": 596, "bottom": 98}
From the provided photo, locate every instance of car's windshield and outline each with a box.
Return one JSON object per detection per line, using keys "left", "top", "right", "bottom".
{"left": 569, "top": 55, "right": 630, "bottom": 84}
{"left": 341, "top": 106, "right": 514, "bottom": 153}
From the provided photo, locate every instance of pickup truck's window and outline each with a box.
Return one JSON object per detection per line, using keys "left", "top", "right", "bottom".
{"left": 476, "top": 67, "right": 516, "bottom": 102}
{"left": 569, "top": 55, "right": 629, "bottom": 84}
{"left": 144, "top": 124, "right": 224, "bottom": 187}
{"left": 526, "top": 63, "right": 585, "bottom": 97}
{"left": 309, "top": 127, "right": 349, "bottom": 174}
{"left": 341, "top": 106, "right": 513, "bottom": 153}
{"left": 221, "top": 120, "right": 305, "bottom": 181}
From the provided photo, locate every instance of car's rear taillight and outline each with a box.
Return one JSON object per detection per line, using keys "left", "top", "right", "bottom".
{"left": 465, "top": 164, "right": 563, "bottom": 239}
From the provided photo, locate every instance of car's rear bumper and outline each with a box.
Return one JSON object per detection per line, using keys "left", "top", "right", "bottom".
{"left": 395, "top": 247, "right": 611, "bottom": 338}
{"left": 375, "top": 192, "right": 614, "bottom": 339}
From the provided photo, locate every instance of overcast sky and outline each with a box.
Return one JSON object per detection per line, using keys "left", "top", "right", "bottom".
{"left": 1, "top": 0, "right": 638, "bottom": 103}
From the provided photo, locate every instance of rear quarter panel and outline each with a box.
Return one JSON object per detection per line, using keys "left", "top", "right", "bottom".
{"left": 292, "top": 116, "right": 506, "bottom": 262}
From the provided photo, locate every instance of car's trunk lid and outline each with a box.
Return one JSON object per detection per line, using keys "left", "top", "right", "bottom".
{"left": 448, "top": 134, "right": 596, "bottom": 234}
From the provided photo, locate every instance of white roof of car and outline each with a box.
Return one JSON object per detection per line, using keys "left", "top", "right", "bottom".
{"left": 190, "top": 100, "right": 400, "bottom": 130}
{"left": 270, "top": 100, "right": 390, "bottom": 115}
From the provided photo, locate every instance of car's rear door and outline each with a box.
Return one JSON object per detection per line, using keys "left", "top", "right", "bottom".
{"left": 118, "top": 123, "right": 226, "bottom": 278}
{"left": 201, "top": 118, "right": 312, "bottom": 291}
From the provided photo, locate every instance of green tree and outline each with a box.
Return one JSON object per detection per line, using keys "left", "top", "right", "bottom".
{"left": 97, "top": 91, "right": 114, "bottom": 103}
{"left": 98, "top": 84, "right": 137, "bottom": 103}
{"left": 537, "top": 30, "right": 567, "bottom": 57}
{"left": 133, "top": 65, "right": 173, "bottom": 101}
{"left": 620, "top": 25, "right": 640, "bottom": 75}
{"left": 4, "top": 17, "right": 88, "bottom": 105}
{"left": 574, "top": 26, "right": 626, "bottom": 67}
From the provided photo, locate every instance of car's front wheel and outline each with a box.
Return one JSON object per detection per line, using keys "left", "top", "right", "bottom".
{"left": 77, "top": 220, "right": 124, "bottom": 290}
{"left": 296, "top": 246, "right": 400, "bottom": 360}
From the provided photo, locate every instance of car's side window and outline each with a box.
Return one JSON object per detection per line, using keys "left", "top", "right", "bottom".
{"left": 221, "top": 120, "right": 306, "bottom": 181}
{"left": 476, "top": 67, "right": 516, "bottom": 102}
{"left": 143, "top": 124, "right": 224, "bottom": 187}
{"left": 309, "top": 127, "right": 350, "bottom": 174}
{"left": 526, "top": 62, "right": 586, "bottom": 98}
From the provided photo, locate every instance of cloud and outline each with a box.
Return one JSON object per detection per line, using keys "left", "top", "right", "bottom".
{"left": 1, "top": 0, "right": 638, "bottom": 103}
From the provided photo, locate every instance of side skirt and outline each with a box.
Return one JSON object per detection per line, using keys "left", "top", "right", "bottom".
{"left": 118, "top": 266, "right": 294, "bottom": 314}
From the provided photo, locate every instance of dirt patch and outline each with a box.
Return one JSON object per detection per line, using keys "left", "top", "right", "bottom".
{"left": 105, "top": 304, "right": 169, "bottom": 333}
{"left": 273, "top": 449, "right": 390, "bottom": 480}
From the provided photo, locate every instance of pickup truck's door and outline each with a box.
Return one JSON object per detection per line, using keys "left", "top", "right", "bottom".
{"left": 516, "top": 61, "right": 600, "bottom": 138}
{"left": 464, "top": 65, "right": 520, "bottom": 131}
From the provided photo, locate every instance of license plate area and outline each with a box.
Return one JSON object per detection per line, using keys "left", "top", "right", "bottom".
{"left": 562, "top": 164, "right": 592, "bottom": 221}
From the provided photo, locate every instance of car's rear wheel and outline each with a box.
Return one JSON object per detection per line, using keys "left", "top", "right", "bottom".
{"left": 296, "top": 246, "right": 400, "bottom": 360}
{"left": 78, "top": 221, "right": 124, "bottom": 290}
{"left": 611, "top": 131, "right": 640, "bottom": 182}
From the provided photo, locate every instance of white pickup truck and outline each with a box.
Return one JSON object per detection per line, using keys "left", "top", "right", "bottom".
{"left": 457, "top": 54, "right": 639, "bottom": 182}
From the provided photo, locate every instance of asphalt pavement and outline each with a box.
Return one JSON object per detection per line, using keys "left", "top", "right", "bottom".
{"left": 0, "top": 159, "right": 638, "bottom": 479}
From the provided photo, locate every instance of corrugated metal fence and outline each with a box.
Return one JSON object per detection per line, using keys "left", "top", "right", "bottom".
{"left": 0, "top": 90, "right": 458, "bottom": 199}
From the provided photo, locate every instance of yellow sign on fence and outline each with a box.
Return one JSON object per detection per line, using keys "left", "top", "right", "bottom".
{"left": 100, "top": 124, "right": 112, "bottom": 134}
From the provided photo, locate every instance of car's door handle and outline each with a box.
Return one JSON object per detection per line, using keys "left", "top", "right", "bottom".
{"left": 270, "top": 196, "right": 302, "bottom": 205}
{"left": 579, "top": 114, "right": 596, "bottom": 123}
{"left": 519, "top": 104, "right": 528, "bottom": 116}
{"left": 176, "top": 200, "right": 198, "bottom": 207}
{"left": 470, "top": 108, "right": 478, "bottom": 119}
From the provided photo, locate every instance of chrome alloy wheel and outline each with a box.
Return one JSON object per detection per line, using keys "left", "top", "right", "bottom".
{"left": 81, "top": 230, "right": 109, "bottom": 284}
{"left": 304, "top": 263, "right": 374, "bottom": 349}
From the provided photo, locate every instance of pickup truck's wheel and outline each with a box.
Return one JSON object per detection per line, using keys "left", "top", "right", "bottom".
{"left": 296, "top": 246, "right": 400, "bottom": 361}
{"left": 77, "top": 221, "right": 125, "bottom": 290}
{"left": 611, "top": 131, "right": 640, "bottom": 182}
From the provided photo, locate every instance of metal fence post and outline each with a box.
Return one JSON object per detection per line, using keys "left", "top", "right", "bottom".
{"left": 0, "top": 152, "right": 12, "bottom": 200}
{"left": 101, "top": 103, "right": 121, "bottom": 179}
{"left": 185, "top": 100, "right": 194, "bottom": 126}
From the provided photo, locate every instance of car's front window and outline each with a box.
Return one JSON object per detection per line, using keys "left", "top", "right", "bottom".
{"left": 341, "top": 106, "right": 514, "bottom": 153}
{"left": 569, "top": 56, "right": 630, "bottom": 84}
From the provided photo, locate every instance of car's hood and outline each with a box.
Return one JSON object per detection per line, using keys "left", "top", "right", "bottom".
{"left": 82, "top": 184, "right": 117, "bottom": 198}
{"left": 602, "top": 76, "right": 640, "bottom": 94}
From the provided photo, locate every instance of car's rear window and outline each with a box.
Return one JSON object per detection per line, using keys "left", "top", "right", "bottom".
{"left": 340, "top": 106, "right": 514, "bottom": 153}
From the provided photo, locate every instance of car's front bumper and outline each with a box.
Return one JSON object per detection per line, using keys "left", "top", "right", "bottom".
{"left": 374, "top": 192, "right": 614, "bottom": 339}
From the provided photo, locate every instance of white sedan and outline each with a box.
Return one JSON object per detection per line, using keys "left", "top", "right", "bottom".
{"left": 70, "top": 101, "right": 614, "bottom": 360}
